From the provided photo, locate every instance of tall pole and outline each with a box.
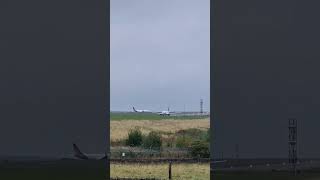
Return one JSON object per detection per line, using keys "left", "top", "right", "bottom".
{"left": 200, "top": 99, "right": 203, "bottom": 114}
{"left": 169, "top": 161, "right": 172, "bottom": 180}
{"left": 288, "top": 118, "right": 297, "bottom": 175}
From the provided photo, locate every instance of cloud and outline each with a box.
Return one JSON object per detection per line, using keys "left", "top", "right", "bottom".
{"left": 111, "top": 0, "right": 210, "bottom": 111}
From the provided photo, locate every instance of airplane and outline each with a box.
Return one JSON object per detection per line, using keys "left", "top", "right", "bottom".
{"left": 158, "top": 107, "right": 172, "bottom": 116}
{"left": 72, "top": 143, "right": 106, "bottom": 160}
{"left": 133, "top": 106, "right": 175, "bottom": 116}
{"left": 132, "top": 107, "right": 151, "bottom": 113}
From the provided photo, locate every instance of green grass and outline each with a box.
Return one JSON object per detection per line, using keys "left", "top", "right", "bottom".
{"left": 110, "top": 112, "right": 209, "bottom": 121}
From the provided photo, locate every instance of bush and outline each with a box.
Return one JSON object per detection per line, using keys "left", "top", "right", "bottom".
{"left": 126, "top": 128, "right": 143, "bottom": 147}
{"left": 164, "top": 136, "right": 174, "bottom": 148}
{"left": 190, "top": 140, "right": 210, "bottom": 158}
{"left": 175, "top": 136, "right": 193, "bottom": 148}
{"left": 143, "top": 131, "right": 162, "bottom": 150}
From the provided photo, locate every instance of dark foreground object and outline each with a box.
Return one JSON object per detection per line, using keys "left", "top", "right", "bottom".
{"left": 213, "top": 171, "right": 320, "bottom": 180}
{"left": 0, "top": 160, "right": 106, "bottom": 180}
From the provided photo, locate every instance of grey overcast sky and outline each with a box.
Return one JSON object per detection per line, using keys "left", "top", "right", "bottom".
{"left": 110, "top": 0, "right": 210, "bottom": 112}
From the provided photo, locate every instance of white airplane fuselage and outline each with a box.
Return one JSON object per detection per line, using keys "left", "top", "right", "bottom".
{"left": 133, "top": 107, "right": 150, "bottom": 113}
{"left": 133, "top": 106, "right": 174, "bottom": 116}
{"left": 159, "top": 111, "right": 170, "bottom": 115}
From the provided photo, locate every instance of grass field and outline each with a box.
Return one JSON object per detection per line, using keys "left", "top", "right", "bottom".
{"left": 110, "top": 112, "right": 210, "bottom": 178}
{"left": 110, "top": 118, "right": 209, "bottom": 141}
{"left": 111, "top": 112, "right": 209, "bottom": 121}
{"left": 111, "top": 163, "right": 209, "bottom": 180}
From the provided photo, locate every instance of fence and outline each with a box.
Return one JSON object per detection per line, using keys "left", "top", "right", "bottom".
{"left": 110, "top": 158, "right": 210, "bottom": 163}
{"left": 110, "top": 149, "right": 191, "bottom": 159}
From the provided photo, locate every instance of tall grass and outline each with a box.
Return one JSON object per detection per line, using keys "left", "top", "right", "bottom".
{"left": 110, "top": 119, "right": 209, "bottom": 142}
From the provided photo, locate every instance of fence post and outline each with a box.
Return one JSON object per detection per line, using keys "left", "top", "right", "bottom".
{"left": 169, "top": 161, "right": 172, "bottom": 180}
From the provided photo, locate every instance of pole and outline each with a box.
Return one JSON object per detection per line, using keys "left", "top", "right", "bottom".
{"left": 169, "top": 161, "right": 172, "bottom": 180}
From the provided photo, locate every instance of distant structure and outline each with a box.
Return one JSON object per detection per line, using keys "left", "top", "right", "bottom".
{"left": 200, "top": 99, "right": 203, "bottom": 114}
{"left": 288, "top": 118, "right": 297, "bottom": 175}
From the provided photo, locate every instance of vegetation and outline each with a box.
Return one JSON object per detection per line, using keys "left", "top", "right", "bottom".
{"left": 189, "top": 140, "right": 210, "bottom": 158}
{"left": 111, "top": 113, "right": 210, "bottom": 159}
{"left": 174, "top": 128, "right": 210, "bottom": 157}
{"left": 111, "top": 112, "right": 209, "bottom": 121}
{"left": 120, "top": 127, "right": 210, "bottom": 158}
{"left": 143, "top": 131, "right": 162, "bottom": 150}
{"left": 111, "top": 119, "right": 209, "bottom": 142}
{"left": 126, "top": 128, "right": 143, "bottom": 147}
{"left": 176, "top": 136, "right": 193, "bottom": 148}
{"left": 111, "top": 163, "right": 210, "bottom": 180}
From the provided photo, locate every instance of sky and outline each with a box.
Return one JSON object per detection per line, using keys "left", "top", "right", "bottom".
{"left": 110, "top": 0, "right": 210, "bottom": 112}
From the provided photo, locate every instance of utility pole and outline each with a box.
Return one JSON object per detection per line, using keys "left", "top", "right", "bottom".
{"left": 288, "top": 118, "right": 297, "bottom": 175}
{"left": 200, "top": 99, "right": 203, "bottom": 114}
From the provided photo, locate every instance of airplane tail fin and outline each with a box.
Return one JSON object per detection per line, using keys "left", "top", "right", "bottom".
{"left": 73, "top": 143, "right": 89, "bottom": 160}
{"left": 133, "top": 107, "right": 137, "bottom": 112}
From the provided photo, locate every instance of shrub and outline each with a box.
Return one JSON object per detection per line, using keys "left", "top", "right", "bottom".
{"left": 164, "top": 136, "right": 175, "bottom": 148}
{"left": 126, "top": 128, "right": 143, "bottom": 147}
{"left": 190, "top": 140, "right": 210, "bottom": 158}
{"left": 143, "top": 131, "right": 162, "bottom": 150}
{"left": 175, "top": 136, "right": 193, "bottom": 148}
